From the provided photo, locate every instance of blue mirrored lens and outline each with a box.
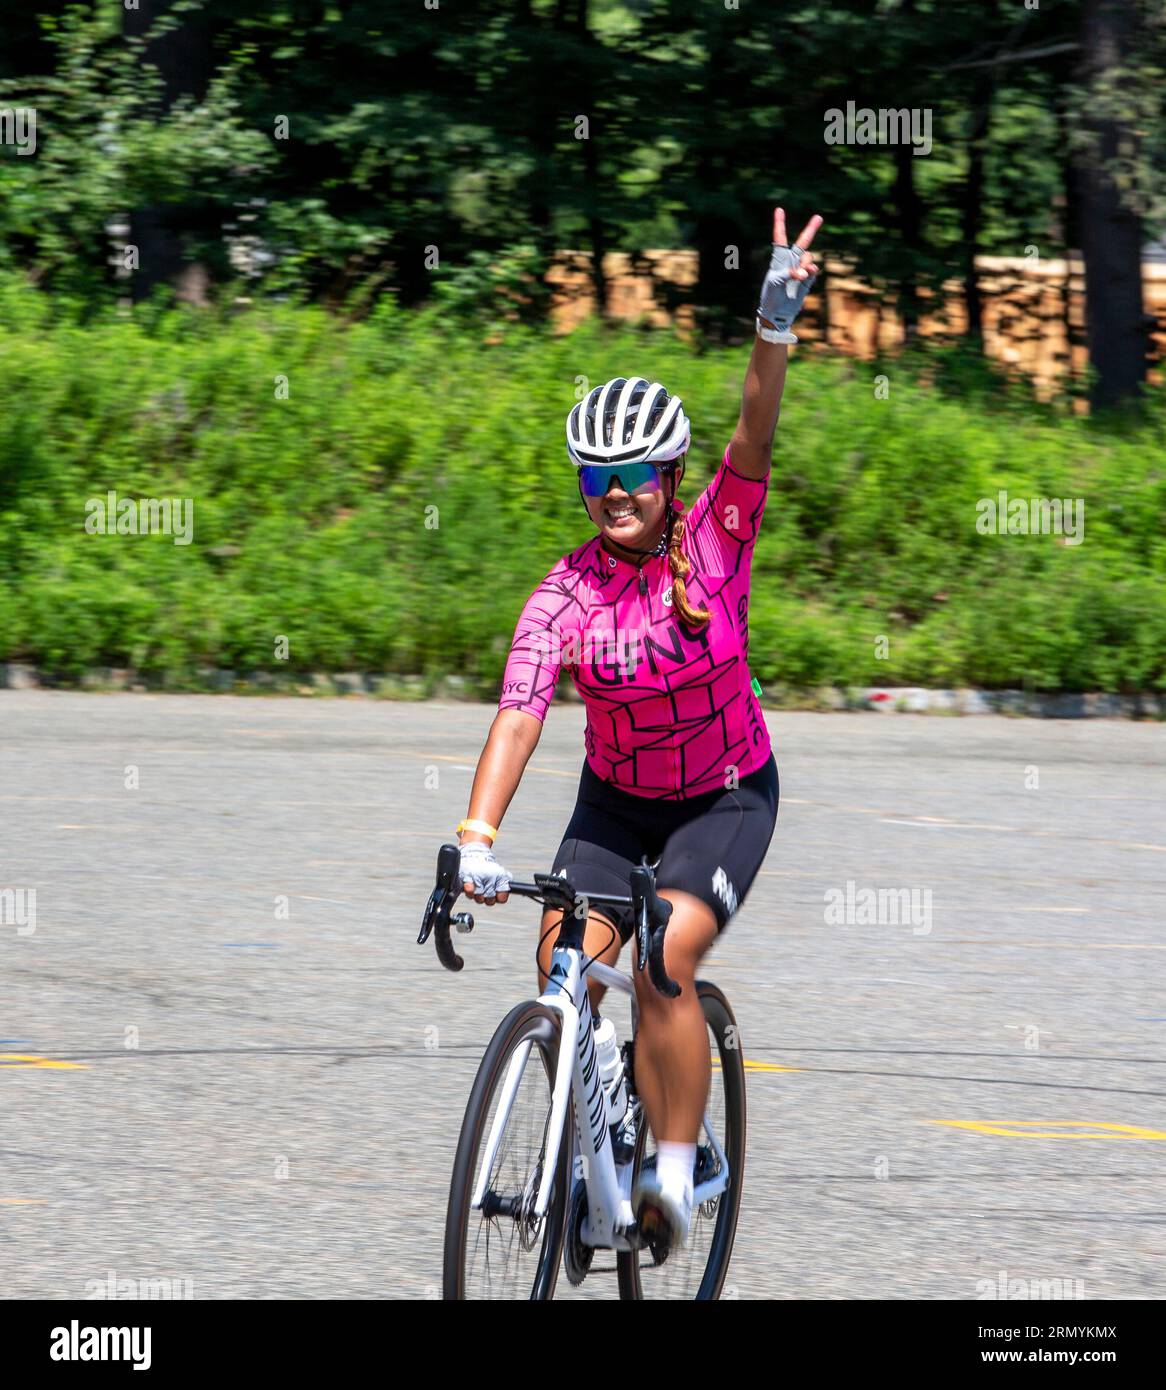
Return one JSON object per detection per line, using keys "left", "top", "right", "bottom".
{"left": 579, "top": 463, "right": 661, "bottom": 497}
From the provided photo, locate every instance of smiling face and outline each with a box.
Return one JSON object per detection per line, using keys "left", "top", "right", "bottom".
{"left": 581, "top": 461, "right": 682, "bottom": 550}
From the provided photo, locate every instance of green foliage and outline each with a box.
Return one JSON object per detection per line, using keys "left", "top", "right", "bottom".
{"left": 0, "top": 5, "right": 272, "bottom": 301}
{"left": 430, "top": 244, "right": 553, "bottom": 328}
{"left": 1, "top": 287, "right": 1163, "bottom": 693}
{"left": 5, "top": 0, "right": 1163, "bottom": 320}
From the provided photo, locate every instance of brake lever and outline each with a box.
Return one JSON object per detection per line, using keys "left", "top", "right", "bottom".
{"left": 629, "top": 865, "right": 681, "bottom": 998}
{"left": 648, "top": 918, "right": 680, "bottom": 998}
{"left": 419, "top": 843, "right": 474, "bottom": 972}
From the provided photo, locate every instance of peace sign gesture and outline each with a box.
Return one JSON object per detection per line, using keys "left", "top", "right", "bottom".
{"left": 757, "top": 206, "right": 823, "bottom": 344}
{"left": 773, "top": 207, "right": 822, "bottom": 276}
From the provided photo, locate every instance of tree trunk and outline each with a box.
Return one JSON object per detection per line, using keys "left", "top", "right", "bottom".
{"left": 960, "top": 74, "right": 993, "bottom": 345}
{"left": 123, "top": 0, "right": 214, "bottom": 302}
{"left": 568, "top": 0, "right": 606, "bottom": 317}
{"left": 518, "top": 0, "right": 555, "bottom": 271}
{"left": 890, "top": 0, "right": 924, "bottom": 345}
{"left": 1075, "top": 0, "right": 1147, "bottom": 409}
{"left": 1054, "top": 95, "right": 1085, "bottom": 373}
{"left": 691, "top": 15, "right": 745, "bottom": 335}
{"left": 583, "top": 123, "right": 607, "bottom": 319}
{"left": 892, "top": 141, "right": 924, "bottom": 345}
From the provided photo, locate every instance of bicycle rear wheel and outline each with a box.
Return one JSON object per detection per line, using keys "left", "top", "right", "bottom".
{"left": 617, "top": 980, "right": 746, "bottom": 1300}
{"left": 443, "top": 1000, "right": 571, "bottom": 1299}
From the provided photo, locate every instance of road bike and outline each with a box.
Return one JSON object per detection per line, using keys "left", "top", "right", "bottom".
{"left": 419, "top": 842, "right": 746, "bottom": 1299}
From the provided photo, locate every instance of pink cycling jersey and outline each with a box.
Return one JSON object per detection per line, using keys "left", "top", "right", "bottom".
{"left": 499, "top": 444, "right": 772, "bottom": 799}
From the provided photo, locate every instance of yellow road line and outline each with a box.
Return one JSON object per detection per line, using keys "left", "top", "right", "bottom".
{"left": 0, "top": 1054, "right": 87, "bottom": 1070}
{"left": 928, "top": 1119, "right": 1166, "bottom": 1140}
{"left": 710, "top": 1058, "right": 803, "bottom": 1073}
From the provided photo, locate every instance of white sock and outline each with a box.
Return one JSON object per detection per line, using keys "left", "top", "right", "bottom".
{"left": 655, "top": 1141, "right": 696, "bottom": 1195}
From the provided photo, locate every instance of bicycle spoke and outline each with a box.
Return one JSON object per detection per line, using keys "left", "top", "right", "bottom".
{"left": 626, "top": 1008, "right": 735, "bottom": 1299}
{"left": 459, "top": 1031, "right": 560, "bottom": 1298}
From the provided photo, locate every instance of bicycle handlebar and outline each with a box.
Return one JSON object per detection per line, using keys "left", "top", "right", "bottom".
{"left": 417, "top": 843, "right": 680, "bottom": 998}
{"left": 416, "top": 843, "right": 476, "bottom": 971}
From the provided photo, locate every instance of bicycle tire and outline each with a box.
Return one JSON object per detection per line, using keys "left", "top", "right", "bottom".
{"left": 617, "top": 980, "right": 746, "bottom": 1300}
{"left": 443, "top": 1000, "right": 571, "bottom": 1300}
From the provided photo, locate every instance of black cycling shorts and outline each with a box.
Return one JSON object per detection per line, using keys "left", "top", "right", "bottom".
{"left": 551, "top": 752, "right": 779, "bottom": 942}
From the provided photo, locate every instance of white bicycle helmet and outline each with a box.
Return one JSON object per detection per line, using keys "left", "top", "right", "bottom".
{"left": 566, "top": 376, "right": 690, "bottom": 467}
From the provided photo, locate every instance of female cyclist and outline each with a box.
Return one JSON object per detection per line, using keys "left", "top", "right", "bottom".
{"left": 454, "top": 208, "right": 822, "bottom": 1253}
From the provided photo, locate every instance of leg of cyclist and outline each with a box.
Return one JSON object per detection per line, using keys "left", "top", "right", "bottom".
{"left": 633, "top": 754, "right": 778, "bottom": 1161}
{"left": 630, "top": 890, "right": 718, "bottom": 1145}
{"left": 628, "top": 890, "right": 717, "bottom": 1246}
{"left": 628, "top": 889, "right": 722, "bottom": 1251}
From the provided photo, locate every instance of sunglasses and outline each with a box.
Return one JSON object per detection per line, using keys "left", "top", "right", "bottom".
{"left": 578, "top": 462, "right": 664, "bottom": 498}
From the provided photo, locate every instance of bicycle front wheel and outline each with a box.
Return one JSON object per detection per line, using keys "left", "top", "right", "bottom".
{"left": 443, "top": 1001, "right": 571, "bottom": 1299}
{"left": 617, "top": 980, "right": 746, "bottom": 1300}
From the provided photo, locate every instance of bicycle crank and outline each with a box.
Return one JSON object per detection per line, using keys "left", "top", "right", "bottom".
{"left": 563, "top": 1179, "right": 594, "bottom": 1285}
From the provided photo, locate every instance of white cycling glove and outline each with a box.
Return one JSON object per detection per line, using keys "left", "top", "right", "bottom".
{"left": 757, "top": 241, "right": 818, "bottom": 344}
{"left": 459, "top": 841, "right": 511, "bottom": 902}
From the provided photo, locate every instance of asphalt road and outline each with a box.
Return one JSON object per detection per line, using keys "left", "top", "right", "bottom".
{"left": 2, "top": 692, "right": 1164, "bottom": 1299}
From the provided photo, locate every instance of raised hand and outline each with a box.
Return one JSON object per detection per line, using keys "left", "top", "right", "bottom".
{"left": 757, "top": 207, "right": 823, "bottom": 344}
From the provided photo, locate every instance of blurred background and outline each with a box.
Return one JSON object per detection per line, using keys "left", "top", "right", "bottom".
{"left": 2, "top": 1, "right": 1165, "bottom": 1311}
{"left": 1, "top": 0, "right": 1163, "bottom": 700}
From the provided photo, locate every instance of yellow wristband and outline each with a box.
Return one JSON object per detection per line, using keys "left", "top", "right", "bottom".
{"left": 457, "top": 818, "right": 498, "bottom": 843}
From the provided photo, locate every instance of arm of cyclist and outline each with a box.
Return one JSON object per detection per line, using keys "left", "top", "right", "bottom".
{"left": 457, "top": 708, "right": 543, "bottom": 905}
{"left": 459, "top": 554, "right": 577, "bottom": 903}
{"left": 730, "top": 206, "right": 822, "bottom": 482}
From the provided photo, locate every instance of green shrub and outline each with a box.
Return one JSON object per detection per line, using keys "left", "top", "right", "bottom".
{"left": 1, "top": 279, "right": 1163, "bottom": 693}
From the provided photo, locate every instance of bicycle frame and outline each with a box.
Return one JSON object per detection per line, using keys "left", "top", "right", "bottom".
{"left": 469, "top": 924, "right": 731, "bottom": 1254}
{"left": 420, "top": 843, "right": 732, "bottom": 1256}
